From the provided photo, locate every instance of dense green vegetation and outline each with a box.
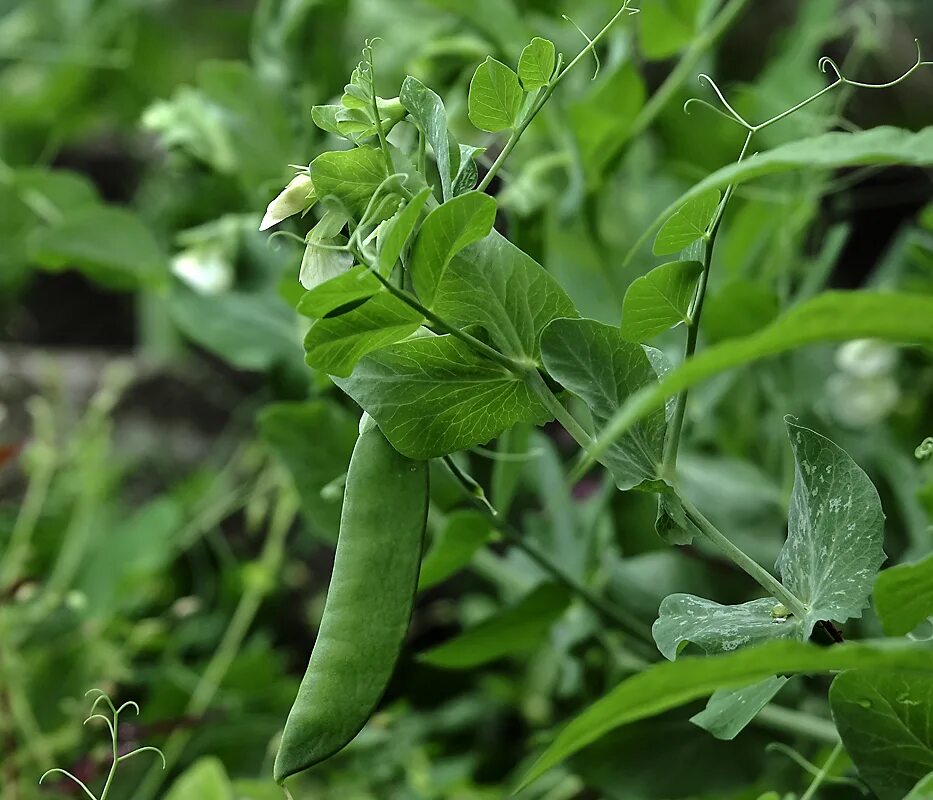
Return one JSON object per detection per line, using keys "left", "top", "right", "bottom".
{"left": 1, "top": 1, "right": 932, "bottom": 798}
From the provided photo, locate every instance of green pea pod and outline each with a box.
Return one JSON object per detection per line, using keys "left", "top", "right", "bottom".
{"left": 274, "top": 422, "right": 429, "bottom": 783}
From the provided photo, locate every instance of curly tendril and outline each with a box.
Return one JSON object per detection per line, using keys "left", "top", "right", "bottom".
{"left": 685, "top": 39, "right": 933, "bottom": 133}
{"left": 39, "top": 690, "right": 165, "bottom": 800}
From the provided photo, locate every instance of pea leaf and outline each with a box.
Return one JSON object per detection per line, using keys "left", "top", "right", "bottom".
{"left": 621, "top": 260, "right": 703, "bottom": 342}
{"left": 777, "top": 418, "right": 886, "bottom": 633}
{"left": 309, "top": 147, "right": 388, "bottom": 219}
{"left": 410, "top": 191, "right": 497, "bottom": 304}
{"left": 303, "top": 293, "right": 423, "bottom": 377}
{"left": 653, "top": 190, "right": 720, "bottom": 255}
{"left": 29, "top": 207, "right": 167, "bottom": 290}
{"left": 633, "top": 127, "right": 933, "bottom": 259}
{"left": 638, "top": 0, "right": 703, "bottom": 60}
{"left": 258, "top": 401, "right": 358, "bottom": 541}
{"left": 468, "top": 57, "right": 524, "bottom": 132}
{"left": 453, "top": 144, "right": 484, "bottom": 196}
{"left": 518, "top": 37, "right": 556, "bottom": 90}
{"left": 335, "top": 335, "right": 551, "bottom": 458}
{"left": 906, "top": 773, "right": 933, "bottom": 800}
{"left": 874, "top": 553, "right": 933, "bottom": 637}
{"left": 164, "top": 758, "right": 233, "bottom": 800}
{"left": 690, "top": 678, "right": 789, "bottom": 741}
{"left": 377, "top": 186, "right": 433, "bottom": 275}
{"left": 540, "top": 318, "right": 665, "bottom": 491}
{"left": 418, "top": 510, "right": 494, "bottom": 590}
{"left": 169, "top": 288, "right": 299, "bottom": 372}
{"left": 703, "top": 280, "right": 780, "bottom": 343}
{"left": 652, "top": 595, "right": 802, "bottom": 661}
{"left": 297, "top": 266, "right": 381, "bottom": 319}
{"left": 581, "top": 291, "right": 933, "bottom": 477}
{"left": 420, "top": 584, "right": 571, "bottom": 669}
{"left": 400, "top": 76, "right": 458, "bottom": 201}
{"left": 432, "top": 231, "right": 579, "bottom": 363}
{"left": 831, "top": 670, "right": 933, "bottom": 800}
{"left": 517, "top": 639, "right": 933, "bottom": 790}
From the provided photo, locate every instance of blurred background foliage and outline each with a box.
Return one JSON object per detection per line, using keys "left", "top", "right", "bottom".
{"left": 0, "top": 0, "right": 931, "bottom": 798}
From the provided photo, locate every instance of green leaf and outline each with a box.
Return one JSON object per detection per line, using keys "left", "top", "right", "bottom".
{"left": 703, "top": 280, "right": 780, "bottom": 343}
{"left": 468, "top": 57, "right": 524, "bottom": 132}
{"left": 164, "top": 758, "right": 233, "bottom": 800}
{"left": 653, "top": 190, "right": 720, "bottom": 256}
{"left": 621, "top": 260, "right": 703, "bottom": 342}
{"left": 29, "top": 207, "right": 167, "bottom": 290}
{"left": 638, "top": 0, "right": 703, "bottom": 60}
{"left": 410, "top": 191, "right": 497, "bottom": 305}
{"left": 690, "top": 678, "right": 789, "bottom": 741}
{"left": 418, "top": 510, "right": 494, "bottom": 590}
{"left": 906, "top": 773, "right": 933, "bottom": 800}
{"left": 874, "top": 553, "right": 933, "bottom": 637}
{"left": 377, "top": 186, "right": 432, "bottom": 276}
{"left": 258, "top": 401, "right": 358, "bottom": 541}
{"left": 831, "top": 670, "right": 933, "bottom": 800}
{"left": 652, "top": 595, "right": 802, "bottom": 661}
{"left": 517, "top": 639, "right": 933, "bottom": 791}
{"left": 540, "top": 318, "right": 665, "bottom": 491}
{"left": 637, "top": 127, "right": 933, "bottom": 257}
{"left": 518, "top": 37, "right": 556, "bottom": 90}
{"left": 169, "top": 288, "right": 299, "bottom": 372}
{"left": 433, "top": 231, "right": 579, "bottom": 363}
{"left": 310, "top": 147, "right": 388, "bottom": 219}
{"left": 582, "top": 291, "right": 933, "bottom": 477}
{"left": 420, "top": 583, "right": 570, "bottom": 669}
{"left": 335, "top": 335, "right": 551, "bottom": 459}
{"left": 453, "top": 144, "right": 484, "bottom": 196}
{"left": 303, "top": 293, "right": 423, "bottom": 378}
{"left": 297, "top": 265, "right": 381, "bottom": 319}
{"left": 777, "top": 418, "right": 886, "bottom": 633}
{"left": 400, "top": 76, "right": 458, "bottom": 201}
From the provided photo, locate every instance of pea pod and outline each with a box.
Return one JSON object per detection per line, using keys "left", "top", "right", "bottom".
{"left": 274, "top": 420, "right": 429, "bottom": 783}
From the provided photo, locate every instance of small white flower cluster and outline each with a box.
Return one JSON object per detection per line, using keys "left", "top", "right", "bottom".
{"left": 826, "top": 339, "right": 900, "bottom": 428}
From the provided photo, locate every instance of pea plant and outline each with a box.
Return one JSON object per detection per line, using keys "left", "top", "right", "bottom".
{"left": 261, "top": 5, "right": 933, "bottom": 797}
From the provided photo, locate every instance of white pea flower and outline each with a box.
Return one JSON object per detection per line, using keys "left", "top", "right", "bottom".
{"left": 259, "top": 173, "right": 316, "bottom": 231}
{"left": 172, "top": 246, "right": 233, "bottom": 295}
{"left": 826, "top": 340, "right": 900, "bottom": 429}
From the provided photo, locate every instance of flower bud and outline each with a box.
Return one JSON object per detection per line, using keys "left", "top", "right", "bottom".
{"left": 259, "top": 173, "right": 316, "bottom": 231}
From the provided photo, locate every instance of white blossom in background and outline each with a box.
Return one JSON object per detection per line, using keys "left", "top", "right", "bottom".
{"left": 171, "top": 246, "right": 233, "bottom": 295}
{"left": 826, "top": 339, "right": 900, "bottom": 428}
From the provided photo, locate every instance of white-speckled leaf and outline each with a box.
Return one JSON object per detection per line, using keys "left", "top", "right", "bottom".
{"left": 652, "top": 594, "right": 802, "bottom": 661}
{"left": 777, "top": 418, "right": 886, "bottom": 633}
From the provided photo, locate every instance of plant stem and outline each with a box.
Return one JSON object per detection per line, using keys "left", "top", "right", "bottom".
{"left": 660, "top": 129, "right": 751, "bottom": 476}
{"left": 440, "top": 456, "right": 654, "bottom": 650}
{"left": 135, "top": 487, "right": 298, "bottom": 800}
{"left": 98, "top": 709, "right": 120, "bottom": 800}
{"left": 477, "top": 1, "right": 637, "bottom": 193}
{"left": 526, "top": 371, "right": 594, "bottom": 451}
{"left": 800, "top": 742, "right": 845, "bottom": 800}
{"left": 676, "top": 491, "right": 808, "bottom": 619}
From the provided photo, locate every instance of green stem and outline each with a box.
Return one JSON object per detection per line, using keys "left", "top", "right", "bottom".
{"left": 800, "top": 742, "right": 845, "bottom": 800}
{"left": 660, "top": 129, "right": 751, "bottom": 476}
{"left": 440, "top": 457, "right": 655, "bottom": 650}
{"left": 135, "top": 489, "right": 298, "bottom": 800}
{"left": 98, "top": 710, "right": 120, "bottom": 800}
{"left": 477, "top": 1, "right": 637, "bottom": 193}
{"left": 0, "top": 404, "right": 56, "bottom": 589}
{"left": 677, "top": 491, "right": 808, "bottom": 619}
{"left": 526, "top": 371, "right": 594, "bottom": 450}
